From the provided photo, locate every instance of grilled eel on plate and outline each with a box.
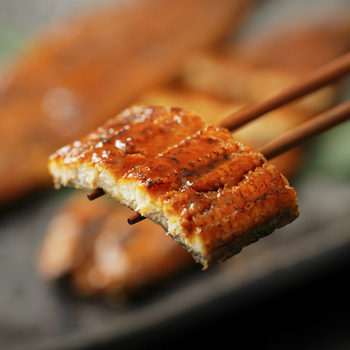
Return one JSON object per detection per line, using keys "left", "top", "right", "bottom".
{"left": 48, "top": 104, "right": 299, "bottom": 269}
{"left": 38, "top": 194, "right": 195, "bottom": 298}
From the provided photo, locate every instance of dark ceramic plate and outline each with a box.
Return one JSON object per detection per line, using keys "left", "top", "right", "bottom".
{"left": 1, "top": 175, "right": 350, "bottom": 350}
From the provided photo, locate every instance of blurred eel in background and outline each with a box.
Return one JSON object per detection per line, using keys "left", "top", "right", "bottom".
{"left": 143, "top": 13, "right": 350, "bottom": 178}
{"left": 0, "top": 0, "right": 254, "bottom": 204}
{"left": 37, "top": 194, "right": 196, "bottom": 300}
{"left": 182, "top": 14, "right": 350, "bottom": 113}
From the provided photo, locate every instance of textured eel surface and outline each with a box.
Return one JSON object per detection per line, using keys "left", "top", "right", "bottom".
{"left": 49, "top": 104, "right": 299, "bottom": 268}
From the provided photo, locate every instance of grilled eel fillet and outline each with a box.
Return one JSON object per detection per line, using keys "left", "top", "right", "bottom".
{"left": 48, "top": 104, "right": 299, "bottom": 268}
{"left": 38, "top": 194, "right": 194, "bottom": 298}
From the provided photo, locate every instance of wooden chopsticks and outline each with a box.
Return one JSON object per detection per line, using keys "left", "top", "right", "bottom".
{"left": 257, "top": 100, "right": 350, "bottom": 159}
{"left": 87, "top": 51, "right": 350, "bottom": 225}
{"left": 218, "top": 51, "right": 350, "bottom": 131}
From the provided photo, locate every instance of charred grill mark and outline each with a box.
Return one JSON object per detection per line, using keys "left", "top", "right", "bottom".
{"left": 170, "top": 107, "right": 182, "bottom": 113}
{"left": 179, "top": 151, "right": 265, "bottom": 193}
{"left": 96, "top": 124, "right": 134, "bottom": 146}
{"left": 146, "top": 177, "right": 164, "bottom": 189}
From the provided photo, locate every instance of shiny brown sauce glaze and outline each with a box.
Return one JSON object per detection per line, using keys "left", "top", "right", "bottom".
{"left": 50, "top": 105, "right": 206, "bottom": 177}
{"left": 161, "top": 164, "right": 299, "bottom": 258}
{"left": 124, "top": 125, "right": 266, "bottom": 194}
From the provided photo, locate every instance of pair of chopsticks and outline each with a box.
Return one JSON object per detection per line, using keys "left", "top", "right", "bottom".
{"left": 219, "top": 50, "right": 350, "bottom": 159}
{"left": 88, "top": 51, "right": 350, "bottom": 224}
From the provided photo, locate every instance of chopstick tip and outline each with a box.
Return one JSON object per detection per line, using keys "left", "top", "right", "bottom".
{"left": 128, "top": 213, "right": 146, "bottom": 225}
{"left": 87, "top": 188, "right": 105, "bottom": 201}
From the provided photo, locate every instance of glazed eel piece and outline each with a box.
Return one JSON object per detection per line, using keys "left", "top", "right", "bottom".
{"left": 48, "top": 104, "right": 299, "bottom": 268}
